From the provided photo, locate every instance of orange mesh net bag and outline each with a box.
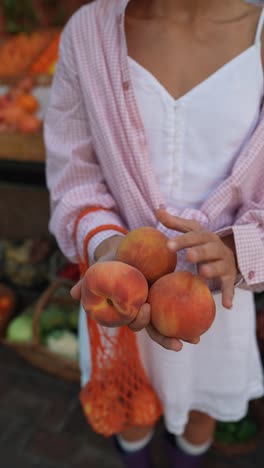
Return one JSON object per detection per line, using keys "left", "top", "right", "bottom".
{"left": 80, "top": 315, "right": 163, "bottom": 436}
{"left": 75, "top": 208, "right": 163, "bottom": 437}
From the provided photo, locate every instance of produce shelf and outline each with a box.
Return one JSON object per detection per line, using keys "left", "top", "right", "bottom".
{"left": 0, "top": 130, "right": 45, "bottom": 163}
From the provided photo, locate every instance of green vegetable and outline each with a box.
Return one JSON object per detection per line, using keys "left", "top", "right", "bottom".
{"left": 6, "top": 315, "right": 33, "bottom": 343}
{"left": 39, "top": 305, "right": 67, "bottom": 333}
{"left": 67, "top": 307, "right": 79, "bottom": 331}
{"left": 226, "top": 423, "right": 237, "bottom": 433}
{"left": 215, "top": 417, "right": 258, "bottom": 444}
{"left": 236, "top": 420, "right": 257, "bottom": 442}
{"left": 214, "top": 430, "right": 236, "bottom": 444}
{"left": 45, "top": 329, "right": 79, "bottom": 360}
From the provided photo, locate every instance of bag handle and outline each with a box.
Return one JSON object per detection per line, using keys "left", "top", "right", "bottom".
{"left": 32, "top": 278, "right": 76, "bottom": 346}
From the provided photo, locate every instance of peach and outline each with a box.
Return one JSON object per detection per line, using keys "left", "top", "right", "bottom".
{"left": 1, "top": 104, "right": 25, "bottom": 126}
{"left": 81, "top": 261, "right": 148, "bottom": 327}
{"left": 130, "top": 387, "right": 162, "bottom": 426}
{"left": 16, "top": 94, "right": 39, "bottom": 114}
{"left": 81, "top": 389, "right": 126, "bottom": 436}
{"left": 17, "top": 114, "right": 42, "bottom": 133}
{"left": 115, "top": 226, "right": 177, "bottom": 284}
{"left": 149, "top": 271, "right": 216, "bottom": 341}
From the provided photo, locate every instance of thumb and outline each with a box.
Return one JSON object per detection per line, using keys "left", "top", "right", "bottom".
{"left": 128, "top": 303, "right": 151, "bottom": 332}
{"left": 70, "top": 279, "right": 82, "bottom": 301}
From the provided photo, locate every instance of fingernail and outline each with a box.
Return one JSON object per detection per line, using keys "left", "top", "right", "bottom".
{"left": 167, "top": 240, "right": 178, "bottom": 251}
{"left": 223, "top": 299, "right": 233, "bottom": 309}
{"left": 173, "top": 341, "right": 183, "bottom": 352}
{"left": 158, "top": 204, "right": 166, "bottom": 210}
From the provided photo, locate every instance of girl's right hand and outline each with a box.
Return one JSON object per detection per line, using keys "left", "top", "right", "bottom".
{"left": 70, "top": 234, "right": 124, "bottom": 301}
{"left": 71, "top": 277, "right": 185, "bottom": 351}
{"left": 70, "top": 236, "right": 192, "bottom": 352}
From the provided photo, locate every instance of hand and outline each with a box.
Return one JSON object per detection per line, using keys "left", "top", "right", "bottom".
{"left": 71, "top": 234, "right": 189, "bottom": 351}
{"left": 156, "top": 206, "right": 239, "bottom": 309}
{"left": 70, "top": 235, "right": 124, "bottom": 302}
{"left": 128, "top": 303, "right": 189, "bottom": 352}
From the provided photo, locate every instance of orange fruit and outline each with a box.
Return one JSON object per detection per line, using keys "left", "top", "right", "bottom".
{"left": 2, "top": 104, "right": 25, "bottom": 126}
{"left": 16, "top": 94, "right": 39, "bottom": 114}
{"left": 17, "top": 114, "right": 42, "bottom": 133}
{"left": 130, "top": 388, "right": 161, "bottom": 426}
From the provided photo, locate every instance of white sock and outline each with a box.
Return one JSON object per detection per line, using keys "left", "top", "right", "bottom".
{"left": 116, "top": 429, "right": 154, "bottom": 453}
{"left": 175, "top": 435, "right": 212, "bottom": 456}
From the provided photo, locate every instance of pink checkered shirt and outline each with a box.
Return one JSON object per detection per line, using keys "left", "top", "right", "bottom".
{"left": 45, "top": 0, "right": 264, "bottom": 292}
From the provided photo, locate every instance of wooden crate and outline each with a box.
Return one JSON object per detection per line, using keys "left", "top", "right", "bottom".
{"left": 0, "top": 130, "right": 45, "bottom": 163}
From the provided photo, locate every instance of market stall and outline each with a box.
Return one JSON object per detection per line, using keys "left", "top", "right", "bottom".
{"left": 0, "top": 1, "right": 85, "bottom": 369}
{"left": 0, "top": 2, "right": 263, "bottom": 461}
{"left": 0, "top": 0, "right": 87, "bottom": 164}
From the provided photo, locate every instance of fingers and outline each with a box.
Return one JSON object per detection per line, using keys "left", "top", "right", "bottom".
{"left": 146, "top": 323, "right": 183, "bottom": 352}
{"left": 185, "top": 336, "right": 200, "bottom": 345}
{"left": 96, "top": 250, "right": 117, "bottom": 263}
{"left": 221, "top": 276, "right": 235, "bottom": 309}
{"left": 128, "top": 303, "right": 151, "bottom": 332}
{"left": 185, "top": 241, "right": 225, "bottom": 264}
{"left": 130, "top": 305, "right": 201, "bottom": 350}
{"left": 70, "top": 280, "right": 82, "bottom": 300}
{"left": 167, "top": 232, "right": 237, "bottom": 310}
{"left": 198, "top": 259, "right": 236, "bottom": 281}
{"left": 156, "top": 207, "right": 202, "bottom": 233}
{"left": 198, "top": 260, "right": 235, "bottom": 309}
{"left": 167, "top": 231, "right": 218, "bottom": 253}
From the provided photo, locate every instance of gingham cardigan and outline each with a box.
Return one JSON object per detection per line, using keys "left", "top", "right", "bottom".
{"left": 45, "top": 0, "right": 264, "bottom": 291}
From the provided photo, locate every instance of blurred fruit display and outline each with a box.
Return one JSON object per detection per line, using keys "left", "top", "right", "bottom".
{"left": 29, "top": 32, "right": 61, "bottom": 79}
{"left": 0, "top": 238, "right": 54, "bottom": 288}
{"left": 0, "top": 30, "right": 56, "bottom": 81}
{"left": 0, "top": 76, "right": 42, "bottom": 133}
{"left": 0, "top": 283, "right": 16, "bottom": 334}
{"left": 1, "top": 1, "right": 88, "bottom": 35}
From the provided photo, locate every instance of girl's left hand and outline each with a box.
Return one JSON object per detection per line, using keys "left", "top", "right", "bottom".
{"left": 156, "top": 207, "right": 239, "bottom": 309}
{"left": 71, "top": 250, "right": 187, "bottom": 352}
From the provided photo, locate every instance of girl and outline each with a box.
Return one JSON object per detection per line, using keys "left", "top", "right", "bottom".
{"left": 45, "top": 1, "right": 264, "bottom": 467}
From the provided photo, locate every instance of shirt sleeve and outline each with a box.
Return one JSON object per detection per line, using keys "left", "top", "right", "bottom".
{"left": 216, "top": 184, "right": 264, "bottom": 293}
{"left": 232, "top": 212, "right": 264, "bottom": 292}
{"left": 44, "top": 20, "right": 127, "bottom": 267}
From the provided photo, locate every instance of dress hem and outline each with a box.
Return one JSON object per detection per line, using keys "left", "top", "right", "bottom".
{"left": 164, "top": 386, "right": 264, "bottom": 435}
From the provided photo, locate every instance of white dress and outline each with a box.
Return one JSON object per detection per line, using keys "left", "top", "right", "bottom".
{"left": 79, "top": 9, "right": 264, "bottom": 434}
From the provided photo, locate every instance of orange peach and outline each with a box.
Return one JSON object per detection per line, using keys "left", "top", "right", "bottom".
{"left": 130, "top": 387, "right": 162, "bottom": 426}
{"left": 81, "top": 261, "right": 148, "bottom": 327}
{"left": 149, "top": 271, "right": 216, "bottom": 341}
{"left": 17, "top": 114, "right": 42, "bottom": 133}
{"left": 16, "top": 93, "right": 39, "bottom": 114}
{"left": 1, "top": 104, "right": 25, "bottom": 126}
{"left": 81, "top": 388, "right": 126, "bottom": 436}
{"left": 115, "top": 226, "right": 177, "bottom": 284}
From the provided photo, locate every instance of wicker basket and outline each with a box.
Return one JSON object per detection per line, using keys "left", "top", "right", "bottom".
{"left": 1, "top": 278, "right": 81, "bottom": 383}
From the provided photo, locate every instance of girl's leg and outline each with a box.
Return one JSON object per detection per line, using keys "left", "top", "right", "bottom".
{"left": 113, "top": 425, "right": 155, "bottom": 468}
{"left": 165, "top": 410, "right": 216, "bottom": 468}
{"left": 120, "top": 425, "right": 154, "bottom": 442}
{"left": 183, "top": 410, "right": 216, "bottom": 445}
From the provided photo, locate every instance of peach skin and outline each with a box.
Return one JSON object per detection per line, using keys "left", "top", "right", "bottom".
{"left": 149, "top": 271, "right": 216, "bottom": 341}
{"left": 115, "top": 226, "right": 177, "bottom": 284}
{"left": 81, "top": 261, "right": 149, "bottom": 327}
